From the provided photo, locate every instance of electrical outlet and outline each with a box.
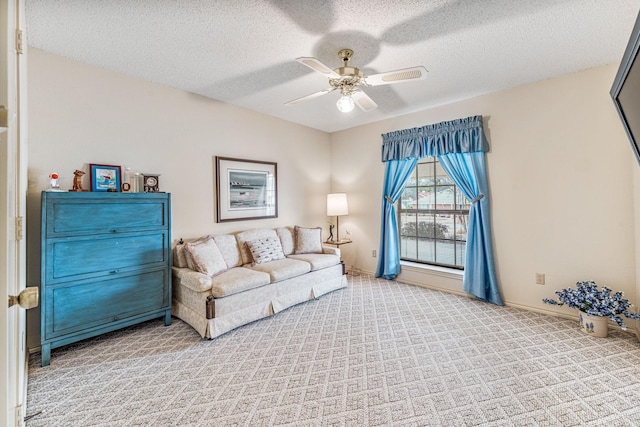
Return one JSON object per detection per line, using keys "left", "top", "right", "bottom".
{"left": 372, "top": 249, "right": 377, "bottom": 258}
{"left": 536, "top": 273, "right": 545, "bottom": 285}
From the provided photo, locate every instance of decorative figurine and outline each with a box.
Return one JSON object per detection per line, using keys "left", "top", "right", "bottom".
{"left": 47, "top": 173, "right": 63, "bottom": 192}
{"left": 327, "top": 224, "right": 335, "bottom": 242}
{"left": 69, "top": 170, "right": 87, "bottom": 192}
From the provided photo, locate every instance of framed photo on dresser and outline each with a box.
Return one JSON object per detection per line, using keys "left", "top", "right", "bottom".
{"left": 89, "top": 164, "right": 122, "bottom": 192}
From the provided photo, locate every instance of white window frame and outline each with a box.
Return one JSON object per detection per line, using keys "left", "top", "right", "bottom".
{"left": 397, "top": 157, "right": 470, "bottom": 270}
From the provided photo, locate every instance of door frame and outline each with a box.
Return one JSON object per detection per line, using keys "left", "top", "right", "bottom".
{"left": 1, "top": 1, "right": 28, "bottom": 426}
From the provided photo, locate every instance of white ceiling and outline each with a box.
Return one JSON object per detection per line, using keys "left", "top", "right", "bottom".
{"left": 25, "top": 0, "right": 640, "bottom": 133}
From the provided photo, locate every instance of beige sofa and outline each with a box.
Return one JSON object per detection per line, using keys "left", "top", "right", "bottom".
{"left": 171, "top": 226, "right": 347, "bottom": 338}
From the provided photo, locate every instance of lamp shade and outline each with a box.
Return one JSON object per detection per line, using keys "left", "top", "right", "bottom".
{"left": 327, "top": 193, "right": 349, "bottom": 216}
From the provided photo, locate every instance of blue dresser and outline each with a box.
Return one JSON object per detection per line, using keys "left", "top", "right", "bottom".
{"left": 40, "top": 192, "right": 172, "bottom": 366}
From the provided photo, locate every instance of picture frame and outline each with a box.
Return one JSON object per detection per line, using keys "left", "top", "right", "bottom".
{"left": 89, "top": 164, "right": 122, "bottom": 192}
{"left": 215, "top": 156, "right": 277, "bottom": 222}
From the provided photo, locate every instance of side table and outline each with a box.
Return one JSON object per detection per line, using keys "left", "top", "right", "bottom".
{"left": 323, "top": 240, "right": 351, "bottom": 274}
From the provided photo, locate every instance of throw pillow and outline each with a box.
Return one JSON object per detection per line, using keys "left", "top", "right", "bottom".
{"left": 184, "top": 237, "right": 228, "bottom": 276}
{"left": 275, "top": 226, "right": 295, "bottom": 255}
{"left": 246, "top": 237, "right": 286, "bottom": 265}
{"left": 294, "top": 226, "right": 323, "bottom": 254}
{"left": 174, "top": 235, "right": 209, "bottom": 269}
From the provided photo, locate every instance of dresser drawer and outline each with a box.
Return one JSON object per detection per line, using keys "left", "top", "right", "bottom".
{"left": 44, "top": 193, "right": 169, "bottom": 237}
{"left": 43, "top": 269, "right": 169, "bottom": 339}
{"left": 44, "top": 232, "right": 168, "bottom": 284}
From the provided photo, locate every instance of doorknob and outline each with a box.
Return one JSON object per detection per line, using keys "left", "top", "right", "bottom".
{"left": 8, "top": 287, "right": 39, "bottom": 309}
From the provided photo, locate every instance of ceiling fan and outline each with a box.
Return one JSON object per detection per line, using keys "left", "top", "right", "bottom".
{"left": 285, "top": 48, "right": 428, "bottom": 113}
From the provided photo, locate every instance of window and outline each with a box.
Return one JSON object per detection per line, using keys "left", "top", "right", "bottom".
{"left": 398, "top": 157, "right": 470, "bottom": 269}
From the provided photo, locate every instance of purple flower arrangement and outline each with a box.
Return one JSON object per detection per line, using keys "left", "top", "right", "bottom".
{"left": 543, "top": 280, "right": 640, "bottom": 330}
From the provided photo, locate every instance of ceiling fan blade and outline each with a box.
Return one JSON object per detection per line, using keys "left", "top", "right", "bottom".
{"left": 364, "top": 66, "right": 428, "bottom": 86}
{"left": 352, "top": 90, "right": 378, "bottom": 112}
{"left": 285, "top": 87, "right": 336, "bottom": 106}
{"left": 295, "top": 57, "right": 340, "bottom": 78}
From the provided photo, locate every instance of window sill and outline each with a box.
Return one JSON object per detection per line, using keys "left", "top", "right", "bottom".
{"left": 400, "top": 260, "right": 463, "bottom": 280}
{"left": 397, "top": 261, "right": 465, "bottom": 297}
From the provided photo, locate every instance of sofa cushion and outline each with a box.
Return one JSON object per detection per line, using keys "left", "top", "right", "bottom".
{"left": 287, "top": 253, "right": 341, "bottom": 271}
{"left": 276, "top": 226, "right": 295, "bottom": 256}
{"left": 173, "top": 243, "right": 189, "bottom": 268}
{"left": 184, "top": 237, "right": 228, "bottom": 276}
{"left": 210, "top": 267, "right": 271, "bottom": 298}
{"left": 213, "top": 234, "right": 243, "bottom": 268}
{"left": 246, "top": 237, "right": 286, "bottom": 265}
{"left": 236, "top": 228, "right": 278, "bottom": 265}
{"left": 246, "top": 258, "right": 311, "bottom": 283}
{"left": 294, "top": 226, "right": 323, "bottom": 254}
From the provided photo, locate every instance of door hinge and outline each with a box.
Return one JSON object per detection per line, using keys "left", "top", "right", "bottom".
{"left": 15, "top": 405, "right": 23, "bottom": 426}
{"left": 15, "top": 29, "right": 23, "bottom": 54}
{"left": 15, "top": 216, "right": 23, "bottom": 241}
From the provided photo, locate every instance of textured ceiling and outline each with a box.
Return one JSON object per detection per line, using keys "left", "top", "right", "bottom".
{"left": 25, "top": 0, "right": 640, "bottom": 133}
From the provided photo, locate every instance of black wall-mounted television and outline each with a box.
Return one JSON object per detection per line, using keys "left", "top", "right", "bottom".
{"left": 611, "top": 10, "right": 640, "bottom": 167}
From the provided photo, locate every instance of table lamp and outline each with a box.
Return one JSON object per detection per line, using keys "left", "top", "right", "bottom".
{"left": 326, "top": 193, "right": 349, "bottom": 242}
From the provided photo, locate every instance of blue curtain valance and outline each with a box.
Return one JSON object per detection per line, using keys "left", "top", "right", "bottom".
{"left": 381, "top": 115, "right": 489, "bottom": 161}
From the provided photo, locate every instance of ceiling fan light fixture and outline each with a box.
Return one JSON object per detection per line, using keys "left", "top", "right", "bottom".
{"left": 336, "top": 95, "right": 355, "bottom": 113}
{"left": 288, "top": 48, "right": 426, "bottom": 113}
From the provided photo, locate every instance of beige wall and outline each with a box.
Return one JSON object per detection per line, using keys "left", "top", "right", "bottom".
{"left": 26, "top": 48, "right": 332, "bottom": 348}
{"left": 26, "top": 48, "right": 640, "bottom": 347}
{"left": 331, "top": 64, "right": 639, "bottom": 321}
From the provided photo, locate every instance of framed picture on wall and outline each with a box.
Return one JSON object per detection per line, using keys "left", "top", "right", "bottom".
{"left": 89, "top": 164, "right": 122, "bottom": 192}
{"left": 215, "top": 156, "right": 278, "bottom": 222}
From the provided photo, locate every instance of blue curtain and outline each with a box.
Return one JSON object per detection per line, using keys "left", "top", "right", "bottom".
{"left": 376, "top": 115, "right": 503, "bottom": 305}
{"left": 438, "top": 152, "right": 503, "bottom": 305}
{"left": 375, "top": 157, "right": 419, "bottom": 279}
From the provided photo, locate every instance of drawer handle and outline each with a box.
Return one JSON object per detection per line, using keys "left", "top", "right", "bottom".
{"left": 110, "top": 270, "right": 119, "bottom": 274}
{"left": 110, "top": 229, "right": 119, "bottom": 233}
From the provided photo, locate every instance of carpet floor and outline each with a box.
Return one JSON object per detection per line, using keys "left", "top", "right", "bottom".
{"left": 26, "top": 274, "right": 640, "bottom": 426}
